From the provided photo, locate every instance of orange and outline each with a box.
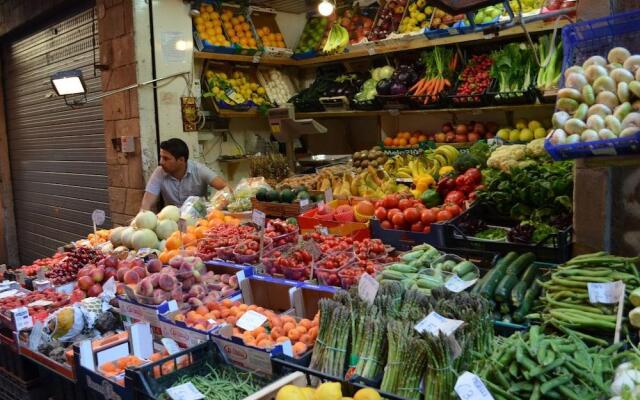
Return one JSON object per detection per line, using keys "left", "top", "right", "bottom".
{"left": 409, "top": 137, "right": 419, "bottom": 145}
{"left": 288, "top": 329, "right": 301, "bottom": 341}
{"left": 383, "top": 137, "right": 393, "bottom": 146}
{"left": 397, "top": 138, "right": 408, "bottom": 147}
{"left": 194, "top": 226, "right": 208, "bottom": 239}
{"left": 293, "top": 342, "right": 308, "bottom": 356}
{"left": 231, "top": 17, "right": 239, "bottom": 25}
{"left": 182, "top": 233, "right": 197, "bottom": 246}
{"left": 238, "top": 15, "right": 245, "bottom": 23}
{"left": 165, "top": 236, "right": 181, "bottom": 250}
{"left": 205, "top": 4, "right": 214, "bottom": 13}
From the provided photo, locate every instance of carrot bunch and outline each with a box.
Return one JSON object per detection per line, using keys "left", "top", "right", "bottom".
{"left": 409, "top": 46, "right": 458, "bottom": 104}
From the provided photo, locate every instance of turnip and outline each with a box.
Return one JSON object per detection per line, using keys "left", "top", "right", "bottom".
{"left": 629, "top": 81, "right": 640, "bottom": 98}
{"left": 581, "top": 129, "right": 599, "bottom": 142}
{"left": 588, "top": 104, "right": 612, "bottom": 118}
{"left": 155, "top": 219, "right": 178, "bottom": 240}
{"left": 157, "top": 205, "right": 180, "bottom": 222}
{"left": 622, "top": 112, "right": 640, "bottom": 129}
{"left": 565, "top": 73, "right": 588, "bottom": 91}
{"left": 614, "top": 102, "right": 633, "bottom": 121}
{"left": 566, "top": 134, "right": 581, "bottom": 144}
{"left": 574, "top": 103, "right": 589, "bottom": 121}
{"left": 134, "top": 210, "right": 157, "bottom": 230}
{"left": 596, "top": 91, "right": 620, "bottom": 110}
{"left": 598, "top": 128, "right": 617, "bottom": 140}
{"left": 565, "top": 118, "right": 587, "bottom": 135}
{"left": 582, "top": 85, "right": 595, "bottom": 105}
{"left": 620, "top": 127, "right": 640, "bottom": 137}
{"left": 605, "top": 115, "right": 622, "bottom": 134}
{"left": 564, "top": 66, "right": 584, "bottom": 80}
{"left": 557, "top": 88, "right": 582, "bottom": 101}
{"left": 584, "top": 65, "right": 608, "bottom": 84}
{"left": 556, "top": 98, "right": 579, "bottom": 114}
{"left": 623, "top": 55, "right": 640, "bottom": 72}
{"left": 608, "top": 47, "right": 631, "bottom": 65}
{"left": 610, "top": 68, "right": 634, "bottom": 84}
{"left": 552, "top": 111, "right": 571, "bottom": 129}
{"left": 582, "top": 55, "right": 607, "bottom": 69}
{"left": 593, "top": 76, "right": 616, "bottom": 93}
{"left": 586, "top": 115, "right": 605, "bottom": 131}
{"left": 109, "top": 227, "right": 126, "bottom": 246}
{"left": 549, "top": 129, "right": 567, "bottom": 145}
{"left": 618, "top": 82, "right": 630, "bottom": 103}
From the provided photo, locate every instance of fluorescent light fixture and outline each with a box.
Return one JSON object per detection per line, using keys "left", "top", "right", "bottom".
{"left": 318, "top": 0, "right": 334, "bottom": 16}
{"left": 51, "top": 69, "right": 86, "bottom": 96}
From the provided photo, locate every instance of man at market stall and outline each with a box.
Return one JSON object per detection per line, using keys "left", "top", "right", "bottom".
{"left": 141, "top": 138, "right": 228, "bottom": 210}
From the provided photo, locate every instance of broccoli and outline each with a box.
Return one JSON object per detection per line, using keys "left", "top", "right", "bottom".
{"left": 453, "top": 152, "right": 482, "bottom": 173}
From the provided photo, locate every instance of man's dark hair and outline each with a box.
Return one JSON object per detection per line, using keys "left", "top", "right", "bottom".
{"left": 160, "top": 138, "right": 189, "bottom": 161}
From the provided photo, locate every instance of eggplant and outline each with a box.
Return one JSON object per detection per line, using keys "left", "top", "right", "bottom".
{"left": 390, "top": 82, "right": 408, "bottom": 96}
{"left": 376, "top": 79, "right": 392, "bottom": 95}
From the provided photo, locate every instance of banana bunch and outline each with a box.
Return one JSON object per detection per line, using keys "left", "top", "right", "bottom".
{"left": 423, "top": 145, "right": 459, "bottom": 176}
{"left": 322, "top": 23, "right": 349, "bottom": 54}
{"left": 332, "top": 172, "right": 355, "bottom": 198}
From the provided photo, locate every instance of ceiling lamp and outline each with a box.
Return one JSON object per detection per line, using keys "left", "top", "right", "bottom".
{"left": 318, "top": 0, "right": 335, "bottom": 16}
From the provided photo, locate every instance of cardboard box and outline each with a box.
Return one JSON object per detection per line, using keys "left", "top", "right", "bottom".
{"left": 236, "top": 272, "right": 301, "bottom": 314}
{"left": 116, "top": 297, "right": 174, "bottom": 328}
{"left": 297, "top": 201, "right": 370, "bottom": 241}
{"left": 249, "top": 6, "right": 292, "bottom": 58}
{"left": 291, "top": 282, "right": 336, "bottom": 319}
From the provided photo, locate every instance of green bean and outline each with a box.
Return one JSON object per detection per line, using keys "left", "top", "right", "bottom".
{"left": 540, "top": 375, "right": 572, "bottom": 394}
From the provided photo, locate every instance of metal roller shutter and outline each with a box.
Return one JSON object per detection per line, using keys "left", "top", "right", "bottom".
{"left": 3, "top": 8, "right": 111, "bottom": 264}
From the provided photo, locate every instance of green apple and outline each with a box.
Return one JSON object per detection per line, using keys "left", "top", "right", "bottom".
{"left": 497, "top": 128, "right": 511, "bottom": 140}
{"left": 509, "top": 129, "right": 521, "bottom": 141}
{"left": 515, "top": 119, "right": 527, "bottom": 130}
{"left": 528, "top": 120, "right": 542, "bottom": 130}
{"left": 520, "top": 128, "right": 534, "bottom": 141}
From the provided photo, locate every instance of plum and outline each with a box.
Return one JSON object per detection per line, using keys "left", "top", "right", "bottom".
{"left": 136, "top": 277, "right": 154, "bottom": 297}
{"left": 124, "top": 270, "right": 140, "bottom": 285}
{"left": 158, "top": 273, "right": 176, "bottom": 292}
{"left": 146, "top": 259, "right": 163, "bottom": 274}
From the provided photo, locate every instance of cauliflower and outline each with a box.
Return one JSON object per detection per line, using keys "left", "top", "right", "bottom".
{"left": 487, "top": 145, "right": 527, "bottom": 171}
{"left": 525, "top": 138, "right": 547, "bottom": 158}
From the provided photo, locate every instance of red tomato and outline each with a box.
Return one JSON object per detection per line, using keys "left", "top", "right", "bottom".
{"left": 374, "top": 207, "right": 388, "bottom": 221}
{"left": 415, "top": 203, "right": 426, "bottom": 211}
{"left": 374, "top": 200, "right": 383, "bottom": 208}
{"left": 387, "top": 208, "right": 402, "bottom": 220}
{"left": 420, "top": 209, "right": 436, "bottom": 225}
{"left": 403, "top": 207, "right": 420, "bottom": 224}
{"left": 380, "top": 220, "right": 393, "bottom": 229}
{"left": 464, "top": 168, "right": 482, "bottom": 184}
{"left": 423, "top": 225, "right": 432, "bottom": 234}
{"left": 436, "top": 210, "right": 453, "bottom": 221}
{"left": 382, "top": 195, "right": 399, "bottom": 209}
{"left": 391, "top": 213, "right": 405, "bottom": 226}
{"left": 411, "top": 221, "right": 425, "bottom": 232}
{"left": 430, "top": 207, "right": 441, "bottom": 214}
{"left": 398, "top": 198, "right": 412, "bottom": 211}
{"left": 444, "top": 204, "right": 461, "bottom": 217}
{"left": 444, "top": 190, "right": 465, "bottom": 205}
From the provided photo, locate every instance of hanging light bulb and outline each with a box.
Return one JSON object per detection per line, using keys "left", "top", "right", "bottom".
{"left": 318, "top": 0, "right": 335, "bottom": 16}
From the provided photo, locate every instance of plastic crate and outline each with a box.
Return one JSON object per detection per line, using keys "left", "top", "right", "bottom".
{"left": 486, "top": 79, "right": 537, "bottom": 105}
{"left": 126, "top": 342, "right": 276, "bottom": 399}
{"left": 448, "top": 77, "right": 492, "bottom": 108}
{"left": 352, "top": 98, "right": 383, "bottom": 111}
{"left": 443, "top": 203, "right": 573, "bottom": 263}
{"left": 0, "top": 368, "right": 47, "bottom": 400}
{"left": 370, "top": 218, "right": 447, "bottom": 251}
{"left": 544, "top": 10, "right": 640, "bottom": 160}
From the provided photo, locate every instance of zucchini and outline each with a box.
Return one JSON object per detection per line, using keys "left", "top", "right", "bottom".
{"left": 453, "top": 261, "right": 475, "bottom": 276}
{"left": 513, "top": 281, "right": 542, "bottom": 323}
{"left": 416, "top": 275, "right": 443, "bottom": 289}
{"left": 461, "top": 271, "right": 477, "bottom": 281}
{"left": 494, "top": 275, "right": 519, "bottom": 302}
{"left": 479, "top": 252, "right": 519, "bottom": 299}
{"left": 388, "top": 263, "right": 418, "bottom": 273}
{"left": 510, "top": 263, "right": 540, "bottom": 307}
{"left": 381, "top": 270, "right": 409, "bottom": 281}
{"left": 401, "top": 250, "right": 424, "bottom": 262}
{"left": 506, "top": 252, "right": 536, "bottom": 276}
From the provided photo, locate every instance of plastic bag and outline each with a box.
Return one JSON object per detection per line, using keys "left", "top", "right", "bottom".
{"left": 180, "top": 196, "right": 207, "bottom": 225}
{"left": 233, "top": 177, "right": 272, "bottom": 199}
{"left": 210, "top": 187, "right": 234, "bottom": 210}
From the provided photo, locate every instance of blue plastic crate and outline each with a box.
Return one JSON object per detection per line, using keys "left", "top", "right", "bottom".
{"left": 545, "top": 9, "right": 640, "bottom": 160}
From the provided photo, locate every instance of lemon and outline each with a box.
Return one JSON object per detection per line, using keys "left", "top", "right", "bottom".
{"left": 342, "top": 398, "right": 354, "bottom": 400}
{"left": 300, "top": 387, "right": 315, "bottom": 400}
{"left": 315, "top": 382, "right": 342, "bottom": 400}
{"left": 534, "top": 127, "right": 547, "bottom": 139}
{"left": 519, "top": 128, "right": 533, "bottom": 142}
{"left": 496, "top": 128, "right": 511, "bottom": 140}
{"left": 509, "top": 129, "right": 521, "bottom": 142}
{"left": 528, "top": 120, "right": 542, "bottom": 131}
{"left": 276, "top": 385, "right": 306, "bottom": 400}
{"left": 515, "top": 118, "right": 527, "bottom": 130}
{"left": 353, "top": 388, "right": 381, "bottom": 400}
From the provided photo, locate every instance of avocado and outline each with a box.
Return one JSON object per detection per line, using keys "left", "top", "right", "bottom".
{"left": 280, "top": 189, "right": 295, "bottom": 203}
{"left": 255, "top": 188, "right": 268, "bottom": 202}
{"left": 266, "top": 189, "right": 280, "bottom": 202}
{"left": 297, "top": 190, "right": 310, "bottom": 201}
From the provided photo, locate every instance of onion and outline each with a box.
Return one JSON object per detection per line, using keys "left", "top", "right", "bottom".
{"left": 131, "top": 229, "right": 158, "bottom": 250}
{"left": 109, "top": 226, "right": 126, "bottom": 246}
{"left": 158, "top": 205, "right": 180, "bottom": 222}
{"left": 608, "top": 47, "right": 631, "bottom": 65}
{"left": 134, "top": 210, "right": 157, "bottom": 230}
{"left": 155, "top": 219, "right": 178, "bottom": 240}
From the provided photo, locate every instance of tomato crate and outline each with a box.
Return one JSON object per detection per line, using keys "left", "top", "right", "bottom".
{"left": 442, "top": 203, "right": 573, "bottom": 263}
{"left": 448, "top": 77, "right": 492, "bottom": 108}
{"left": 370, "top": 218, "right": 447, "bottom": 251}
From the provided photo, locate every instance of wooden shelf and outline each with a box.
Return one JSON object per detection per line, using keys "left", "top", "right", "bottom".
{"left": 194, "top": 19, "right": 568, "bottom": 68}
{"left": 216, "top": 103, "right": 554, "bottom": 119}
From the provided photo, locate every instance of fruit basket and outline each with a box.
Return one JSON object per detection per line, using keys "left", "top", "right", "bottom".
{"left": 292, "top": 16, "right": 330, "bottom": 60}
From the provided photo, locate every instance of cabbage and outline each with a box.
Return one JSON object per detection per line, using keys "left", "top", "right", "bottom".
{"left": 371, "top": 68, "right": 381, "bottom": 81}
{"left": 157, "top": 205, "right": 180, "bottom": 222}
{"left": 379, "top": 65, "right": 395, "bottom": 80}
{"left": 155, "top": 219, "right": 178, "bottom": 240}
{"left": 131, "top": 229, "right": 158, "bottom": 250}
{"left": 134, "top": 210, "right": 157, "bottom": 230}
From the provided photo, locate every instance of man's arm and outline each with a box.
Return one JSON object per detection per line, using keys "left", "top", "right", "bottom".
{"left": 140, "top": 192, "right": 159, "bottom": 211}
{"left": 197, "top": 162, "right": 228, "bottom": 191}
{"left": 141, "top": 167, "right": 163, "bottom": 211}
{"left": 210, "top": 175, "right": 228, "bottom": 190}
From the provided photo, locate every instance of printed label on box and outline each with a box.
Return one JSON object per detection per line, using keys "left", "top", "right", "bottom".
{"left": 588, "top": 281, "right": 624, "bottom": 304}
{"left": 358, "top": 273, "right": 379, "bottom": 305}
{"left": 166, "top": 382, "right": 204, "bottom": 400}
{"left": 454, "top": 372, "right": 494, "bottom": 400}
{"left": 415, "top": 311, "right": 463, "bottom": 336}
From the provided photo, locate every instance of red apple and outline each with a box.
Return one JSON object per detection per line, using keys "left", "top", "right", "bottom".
{"left": 87, "top": 283, "right": 103, "bottom": 298}
{"left": 78, "top": 276, "right": 93, "bottom": 291}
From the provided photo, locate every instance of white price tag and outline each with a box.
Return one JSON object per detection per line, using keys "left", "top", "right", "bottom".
{"left": 178, "top": 218, "right": 188, "bottom": 233}
{"left": 166, "top": 382, "right": 205, "bottom": 400}
{"left": 316, "top": 226, "right": 329, "bottom": 235}
{"left": 11, "top": 307, "right": 33, "bottom": 331}
{"left": 388, "top": 109, "right": 400, "bottom": 117}
{"left": 92, "top": 209, "right": 106, "bottom": 226}
{"left": 317, "top": 200, "right": 325, "bottom": 209}
{"left": 323, "top": 188, "right": 333, "bottom": 203}
{"left": 252, "top": 209, "right": 266, "bottom": 228}
{"left": 299, "top": 199, "right": 309, "bottom": 207}
{"left": 415, "top": 311, "right": 463, "bottom": 336}
{"left": 236, "top": 310, "right": 267, "bottom": 332}
{"left": 358, "top": 273, "right": 379, "bottom": 304}
{"left": 454, "top": 372, "right": 494, "bottom": 400}
{"left": 161, "top": 338, "right": 182, "bottom": 355}
{"left": 28, "top": 321, "right": 44, "bottom": 350}
{"left": 27, "top": 300, "right": 53, "bottom": 307}
{"left": 367, "top": 47, "right": 376, "bottom": 55}
{"left": 588, "top": 281, "right": 625, "bottom": 304}
{"left": 445, "top": 275, "right": 477, "bottom": 293}
{"left": 252, "top": 54, "right": 261, "bottom": 63}
{"left": 0, "top": 289, "right": 18, "bottom": 299}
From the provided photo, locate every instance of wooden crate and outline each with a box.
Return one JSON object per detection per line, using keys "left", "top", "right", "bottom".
{"left": 249, "top": 7, "right": 293, "bottom": 58}
{"left": 251, "top": 191, "right": 323, "bottom": 218}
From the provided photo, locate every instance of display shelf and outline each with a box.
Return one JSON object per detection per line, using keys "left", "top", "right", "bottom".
{"left": 194, "top": 19, "right": 569, "bottom": 68}
{"left": 216, "top": 103, "right": 553, "bottom": 119}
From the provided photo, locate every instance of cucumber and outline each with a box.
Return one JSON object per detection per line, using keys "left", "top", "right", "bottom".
{"left": 510, "top": 263, "right": 540, "bottom": 307}
{"left": 479, "top": 252, "right": 519, "bottom": 299}
{"left": 461, "top": 271, "right": 477, "bottom": 281}
{"left": 472, "top": 269, "right": 491, "bottom": 293}
{"left": 453, "top": 261, "right": 475, "bottom": 276}
{"left": 513, "top": 281, "right": 542, "bottom": 323}
{"left": 381, "top": 270, "right": 409, "bottom": 280}
{"left": 401, "top": 250, "right": 424, "bottom": 263}
{"left": 506, "top": 252, "right": 536, "bottom": 276}
{"left": 416, "top": 275, "right": 443, "bottom": 289}
{"left": 443, "top": 260, "right": 457, "bottom": 271}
